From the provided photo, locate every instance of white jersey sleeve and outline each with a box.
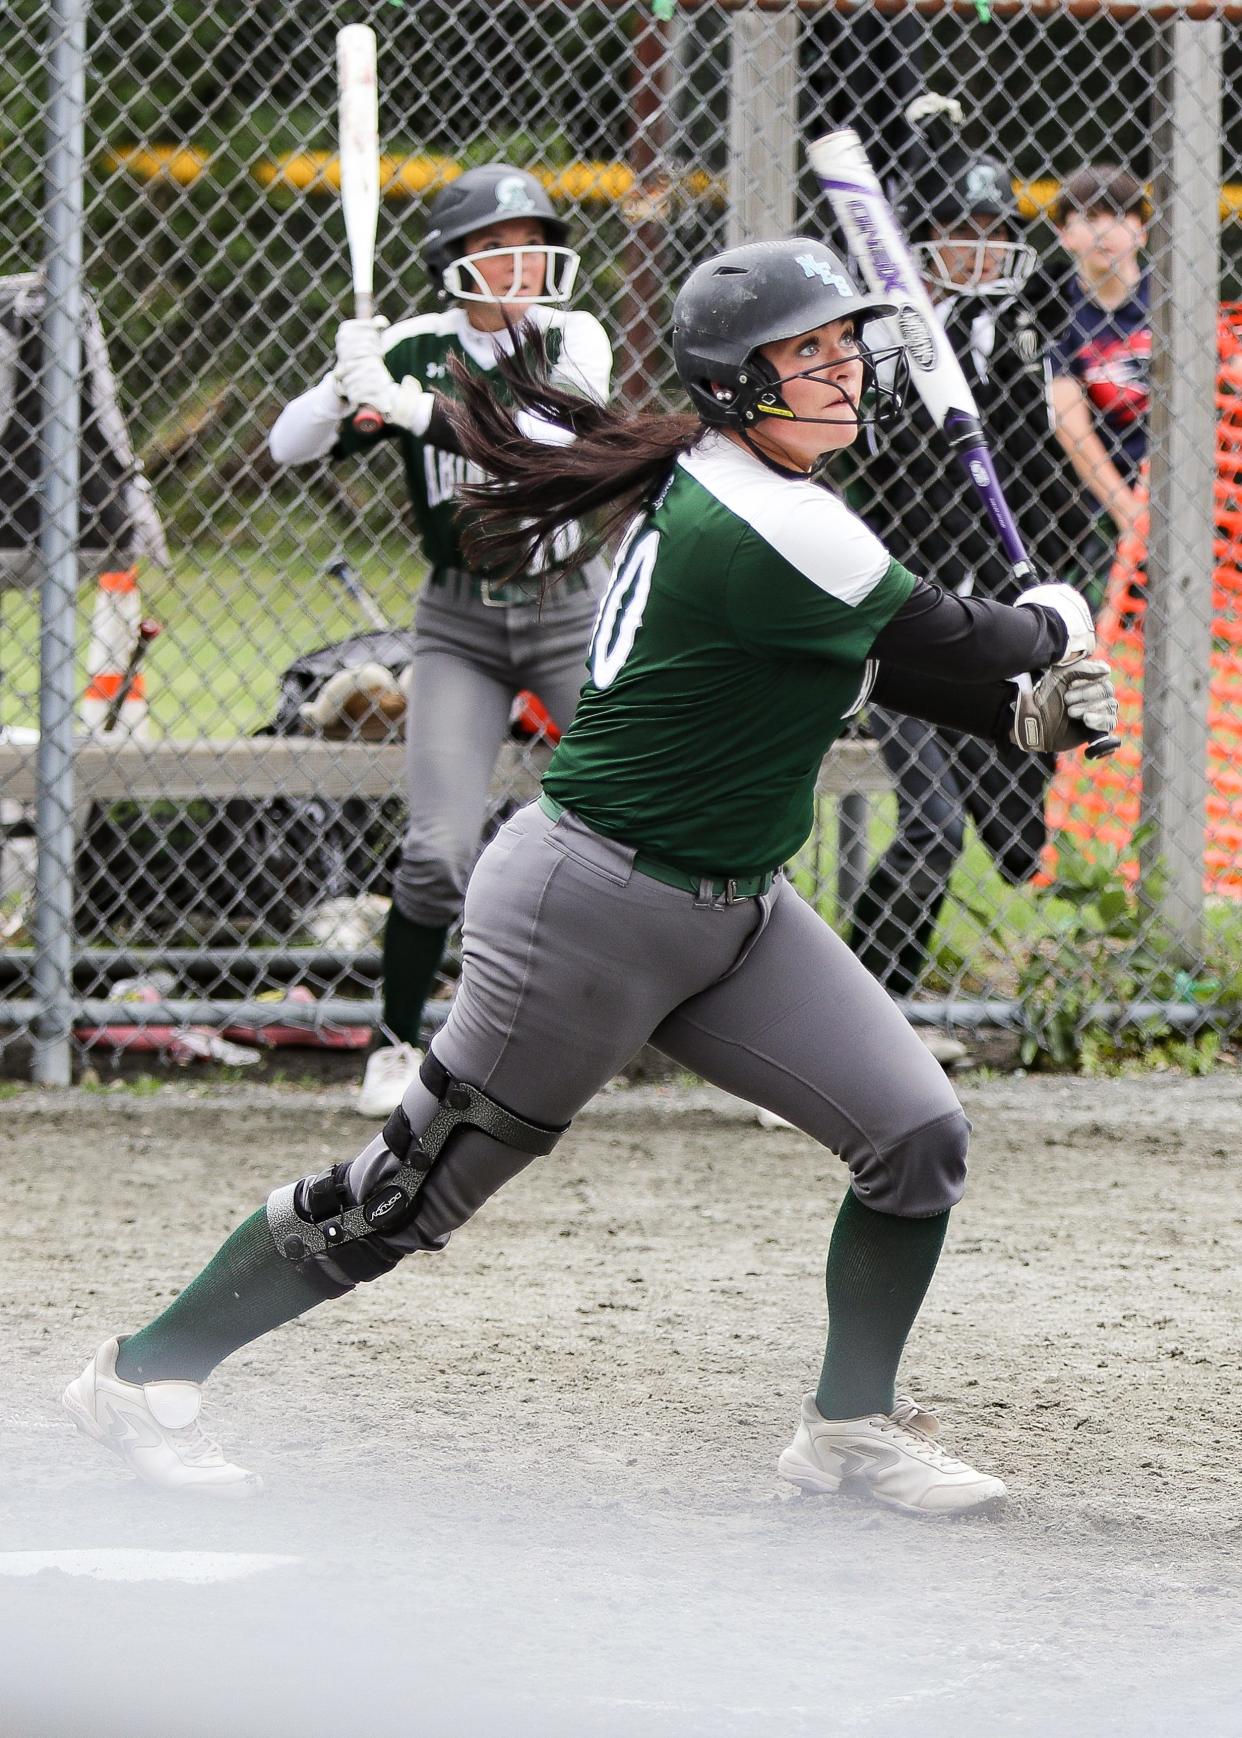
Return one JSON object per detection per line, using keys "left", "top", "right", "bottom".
{"left": 268, "top": 372, "right": 349, "bottom": 465}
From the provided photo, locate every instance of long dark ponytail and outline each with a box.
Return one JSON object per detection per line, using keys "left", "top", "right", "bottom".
{"left": 446, "top": 326, "right": 702, "bottom": 581}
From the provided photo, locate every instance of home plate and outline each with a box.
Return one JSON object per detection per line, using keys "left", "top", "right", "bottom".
{"left": 0, "top": 1550, "right": 301, "bottom": 1584}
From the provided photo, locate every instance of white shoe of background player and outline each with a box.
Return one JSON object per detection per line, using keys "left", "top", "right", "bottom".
{"left": 916, "top": 1029, "right": 968, "bottom": 1067}
{"left": 356, "top": 1041, "right": 423, "bottom": 1118}
{"left": 777, "top": 1391, "right": 1006, "bottom": 1516}
{"left": 62, "top": 1338, "right": 262, "bottom": 1498}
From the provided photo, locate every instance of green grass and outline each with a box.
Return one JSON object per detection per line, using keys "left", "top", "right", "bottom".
{"left": 1, "top": 516, "right": 421, "bottom": 740}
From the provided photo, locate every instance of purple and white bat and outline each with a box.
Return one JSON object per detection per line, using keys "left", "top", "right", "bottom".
{"left": 809, "top": 127, "right": 1119, "bottom": 760}
{"left": 808, "top": 127, "right": 1034, "bottom": 581}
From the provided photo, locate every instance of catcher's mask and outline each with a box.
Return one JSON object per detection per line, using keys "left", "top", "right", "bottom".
{"left": 900, "top": 151, "right": 1036, "bottom": 298}
{"left": 672, "top": 238, "right": 908, "bottom": 434}
{"left": 422, "top": 164, "right": 580, "bottom": 306}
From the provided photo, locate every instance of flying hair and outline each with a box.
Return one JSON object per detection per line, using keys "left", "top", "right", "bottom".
{"left": 447, "top": 326, "right": 702, "bottom": 584}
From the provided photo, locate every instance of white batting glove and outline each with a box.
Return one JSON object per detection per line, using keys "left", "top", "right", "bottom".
{"left": 904, "top": 92, "right": 964, "bottom": 130}
{"left": 1016, "top": 582, "right": 1095, "bottom": 665}
{"left": 334, "top": 315, "right": 389, "bottom": 372}
{"left": 1010, "top": 660, "right": 1118, "bottom": 754}
{"left": 333, "top": 356, "right": 436, "bottom": 437}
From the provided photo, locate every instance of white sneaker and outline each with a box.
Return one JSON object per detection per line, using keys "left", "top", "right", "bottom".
{"left": 356, "top": 1042, "right": 423, "bottom": 1118}
{"left": 916, "top": 1029, "right": 968, "bottom": 1067}
{"left": 755, "top": 1106, "right": 796, "bottom": 1131}
{"left": 777, "top": 1391, "right": 1006, "bottom": 1517}
{"left": 62, "top": 1338, "right": 262, "bottom": 1498}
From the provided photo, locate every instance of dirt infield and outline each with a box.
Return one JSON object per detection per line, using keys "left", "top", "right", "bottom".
{"left": 4, "top": 1073, "right": 1241, "bottom": 1737}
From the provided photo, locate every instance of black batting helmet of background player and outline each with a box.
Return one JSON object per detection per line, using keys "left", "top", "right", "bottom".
{"left": 898, "top": 147, "right": 1036, "bottom": 296}
{"left": 671, "top": 238, "right": 907, "bottom": 431}
{"left": 421, "top": 164, "right": 578, "bottom": 303}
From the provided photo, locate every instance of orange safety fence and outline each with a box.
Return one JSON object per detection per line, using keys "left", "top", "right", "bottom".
{"left": 1040, "top": 303, "right": 1242, "bottom": 898}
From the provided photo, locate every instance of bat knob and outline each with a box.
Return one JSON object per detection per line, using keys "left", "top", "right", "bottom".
{"left": 352, "top": 406, "right": 384, "bottom": 436}
{"left": 1084, "top": 732, "right": 1121, "bottom": 761}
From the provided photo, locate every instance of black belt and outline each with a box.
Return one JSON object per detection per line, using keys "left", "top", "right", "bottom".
{"left": 427, "top": 567, "right": 590, "bottom": 608}
{"left": 538, "top": 795, "right": 776, "bottom": 903}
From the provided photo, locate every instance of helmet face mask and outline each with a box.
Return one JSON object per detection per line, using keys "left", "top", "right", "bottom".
{"left": 441, "top": 243, "right": 581, "bottom": 306}
{"left": 902, "top": 152, "right": 1034, "bottom": 298}
{"left": 672, "top": 239, "right": 907, "bottom": 434}
{"left": 913, "top": 232, "right": 1037, "bottom": 299}
{"left": 423, "top": 165, "right": 578, "bottom": 304}
{"left": 714, "top": 340, "right": 910, "bottom": 433}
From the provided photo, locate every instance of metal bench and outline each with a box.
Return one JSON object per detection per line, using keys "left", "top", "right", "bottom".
{"left": 0, "top": 734, "right": 890, "bottom": 1032}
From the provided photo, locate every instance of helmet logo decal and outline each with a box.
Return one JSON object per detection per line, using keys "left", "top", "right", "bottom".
{"left": 795, "top": 252, "right": 853, "bottom": 295}
{"left": 965, "top": 164, "right": 1005, "bottom": 207}
{"left": 494, "top": 174, "right": 539, "bottom": 216}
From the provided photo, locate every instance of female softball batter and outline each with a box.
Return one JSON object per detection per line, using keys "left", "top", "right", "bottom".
{"left": 269, "top": 163, "right": 612, "bottom": 1118}
{"left": 65, "top": 239, "right": 1116, "bottom": 1517}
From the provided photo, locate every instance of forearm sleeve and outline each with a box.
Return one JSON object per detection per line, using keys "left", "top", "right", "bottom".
{"left": 870, "top": 576, "right": 1068, "bottom": 680}
{"left": 268, "top": 373, "right": 348, "bottom": 464}
{"left": 870, "top": 665, "right": 1015, "bottom": 741}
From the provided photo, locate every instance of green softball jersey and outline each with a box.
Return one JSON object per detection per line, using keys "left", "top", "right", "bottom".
{"left": 335, "top": 305, "right": 612, "bottom": 573}
{"left": 543, "top": 433, "right": 916, "bottom": 877}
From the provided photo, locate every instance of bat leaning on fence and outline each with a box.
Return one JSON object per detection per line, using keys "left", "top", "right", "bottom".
{"left": 337, "top": 23, "right": 383, "bottom": 437}
{"left": 807, "top": 126, "right": 1120, "bottom": 761}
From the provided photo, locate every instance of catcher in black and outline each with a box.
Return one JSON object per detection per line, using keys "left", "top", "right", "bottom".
{"left": 845, "top": 109, "right": 1082, "bottom": 1005}
{"left": 65, "top": 239, "right": 1117, "bottom": 1517}
{"left": 269, "top": 163, "right": 612, "bottom": 1120}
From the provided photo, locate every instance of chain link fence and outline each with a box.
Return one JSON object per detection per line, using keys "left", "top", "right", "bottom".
{"left": 2, "top": 0, "right": 1240, "bottom": 1080}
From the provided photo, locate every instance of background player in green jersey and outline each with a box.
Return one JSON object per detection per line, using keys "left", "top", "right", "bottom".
{"left": 269, "top": 164, "right": 613, "bottom": 1119}
{"left": 66, "top": 239, "right": 1116, "bottom": 1518}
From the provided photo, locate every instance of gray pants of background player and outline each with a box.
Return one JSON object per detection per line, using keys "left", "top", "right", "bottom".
{"left": 316, "top": 802, "right": 971, "bottom": 1289}
{"left": 391, "top": 569, "right": 602, "bottom": 928}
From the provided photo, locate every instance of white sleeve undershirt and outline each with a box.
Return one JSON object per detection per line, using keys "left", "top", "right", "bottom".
{"left": 268, "top": 372, "right": 348, "bottom": 464}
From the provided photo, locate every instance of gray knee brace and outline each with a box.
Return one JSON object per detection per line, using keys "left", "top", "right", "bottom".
{"left": 266, "top": 1053, "right": 566, "bottom": 1283}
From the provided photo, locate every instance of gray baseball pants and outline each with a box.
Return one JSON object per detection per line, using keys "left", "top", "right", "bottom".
{"left": 316, "top": 801, "right": 970, "bottom": 1289}
{"left": 392, "top": 571, "right": 601, "bottom": 927}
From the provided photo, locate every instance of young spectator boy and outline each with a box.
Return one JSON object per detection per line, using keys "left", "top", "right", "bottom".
{"left": 1046, "top": 164, "right": 1151, "bottom": 612}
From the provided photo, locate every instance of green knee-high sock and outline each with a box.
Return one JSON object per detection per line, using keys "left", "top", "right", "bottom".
{"left": 114, "top": 1208, "right": 344, "bottom": 1386}
{"left": 815, "top": 1191, "right": 950, "bottom": 1421}
{"left": 381, "top": 907, "right": 449, "bottom": 1048}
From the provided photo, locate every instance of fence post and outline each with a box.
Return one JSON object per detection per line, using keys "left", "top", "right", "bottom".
{"left": 1140, "top": 16, "right": 1222, "bottom": 959}
{"left": 727, "top": 6, "right": 797, "bottom": 246}
{"left": 33, "top": 0, "right": 89, "bottom": 1086}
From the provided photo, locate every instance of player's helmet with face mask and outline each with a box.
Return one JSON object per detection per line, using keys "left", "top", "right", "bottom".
{"left": 900, "top": 150, "right": 1036, "bottom": 298}
{"left": 422, "top": 164, "right": 579, "bottom": 305}
{"left": 672, "top": 238, "right": 907, "bottom": 430}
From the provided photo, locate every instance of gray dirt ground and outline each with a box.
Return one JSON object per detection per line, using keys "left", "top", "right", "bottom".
{"left": 3, "top": 1072, "right": 1241, "bottom": 1738}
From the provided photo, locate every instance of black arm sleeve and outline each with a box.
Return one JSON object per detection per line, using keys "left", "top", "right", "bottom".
{"left": 869, "top": 664, "right": 1016, "bottom": 742}
{"left": 870, "top": 576, "right": 1068, "bottom": 680}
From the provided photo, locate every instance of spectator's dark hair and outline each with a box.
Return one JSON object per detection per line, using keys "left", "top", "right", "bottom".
{"left": 446, "top": 327, "right": 702, "bottom": 583}
{"left": 1053, "top": 163, "right": 1150, "bottom": 228}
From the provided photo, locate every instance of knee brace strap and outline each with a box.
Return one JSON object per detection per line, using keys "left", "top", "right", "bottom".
{"left": 268, "top": 1108, "right": 433, "bottom": 1269}
{"left": 416, "top": 1051, "right": 566, "bottom": 1161}
{"left": 267, "top": 1057, "right": 565, "bottom": 1275}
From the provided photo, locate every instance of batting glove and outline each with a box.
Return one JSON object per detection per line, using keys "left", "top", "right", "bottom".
{"left": 904, "top": 92, "right": 964, "bottom": 130}
{"left": 333, "top": 357, "right": 436, "bottom": 437}
{"left": 1015, "top": 582, "right": 1095, "bottom": 664}
{"left": 334, "top": 314, "right": 389, "bottom": 371}
{"left": 333, "top": 315, "right": 436, "bottom": 435}
{"left": 1010, "top": 659, "right": 1119, "bottom": 754}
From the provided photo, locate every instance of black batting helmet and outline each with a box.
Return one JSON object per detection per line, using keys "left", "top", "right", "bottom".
{"left": 671, "top": 238, "right": 904, "bottom": 428}
{"left": 422, "top": 164, "right": 571, "bottom": 289}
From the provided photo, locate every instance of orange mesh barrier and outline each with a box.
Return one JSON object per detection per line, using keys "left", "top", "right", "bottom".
{"left": 1040, "top": 304, "right": 1242, "bottom": 898}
